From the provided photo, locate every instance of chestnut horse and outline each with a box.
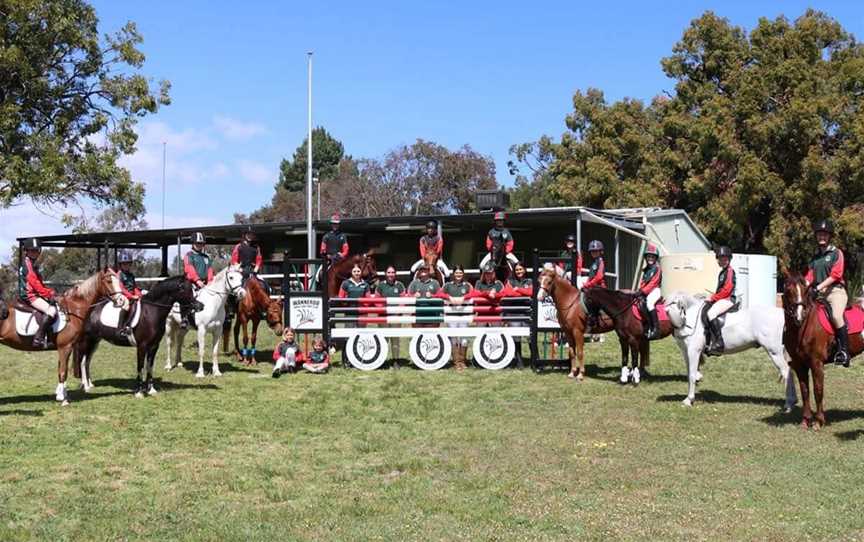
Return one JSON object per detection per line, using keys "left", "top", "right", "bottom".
{"left": 233, "top": 277, "right": 282, "bottom": 365}
{"left": 581, "top": 287, "right": 674, "bottom": 384}
{"left": 537, "top": 268, "right": 622, "bottom": 380}
{"left": 326, "top": 253, "right": 378, "bottom": 298}
{"left": 0, "top": 269, "right": 120, "bottom": 405}
{"left": 782, "top": 273, "right": 864, "bottom": 429}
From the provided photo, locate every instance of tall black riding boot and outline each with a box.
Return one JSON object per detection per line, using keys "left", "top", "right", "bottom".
{"left": 646, "top": 309, "right": 659, "bottom": 340}
{"left": 32, "top": 314, "right": 55, "bottom": 349}
{"left": 834, "top": 325, "right": 850, "bottom": 367}
{"left": 706, "top": 319, "right": 725, "bottom": 356}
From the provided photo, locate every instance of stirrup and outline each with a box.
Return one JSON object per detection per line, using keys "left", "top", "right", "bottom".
{"left": 834, "top": 350, "right": 850, "bottom": 367}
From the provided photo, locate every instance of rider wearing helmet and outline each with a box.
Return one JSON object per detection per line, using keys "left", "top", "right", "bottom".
{"left": 805, "top": 219, "right": 849, "bottom": 366}
{"left": 479, "top": 212, "right": 518, "bottom": 270}
{"left": 556, "top": 234, "right": 582, "bottom": 285}
{"left": 17, "top": 238, "right": 57, "bottom": 348}
{"left": 582, "top": 240, "right": 607, "bottom": 289}
{"left": 113, "top": 250, "right": 142, "bottom": 340}
{"left": 184, "top": 232, "right": 214, "bottom": 289}
{"left": 637, "top": 244, "right": 662, "bottom": 340}
{"left": 320, "top": 214, "right": 349, "bottom": 265}
{"left": 704, "top": 246, "right": 736, "bottom": 356}
{"left": 231, "top": 227, "right": 263, "bottom": 281}
{"left": 410, "top": 220, "right": 451, "bottom": 279}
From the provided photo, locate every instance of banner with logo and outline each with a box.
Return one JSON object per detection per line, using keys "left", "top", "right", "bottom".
{"left": 289, "top": 296, "right": 324, "bottom": 331}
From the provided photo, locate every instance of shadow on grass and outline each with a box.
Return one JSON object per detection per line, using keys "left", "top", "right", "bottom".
{"left": 762, "top": 407, "right": 864, "bottom": 429}
{"left": 93, "top": 377, "right": 219, "bottom": 392}
{"left": 835, "top": 429, "right": 864, "bottom": 441}
{"left": 657, "top": 389, "right": 785, "bottom": 407}
{"left": 0, "top": 409, "right": 44, "bottom": 417}
{"left": 0, "top": 388, "right": 129, "bottom": 406}
{"left": 176, "top": 361, "right": 256, "bottom": 374}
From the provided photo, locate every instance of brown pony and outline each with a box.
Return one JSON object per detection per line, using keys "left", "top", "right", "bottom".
{"left": 417, "top": 248, "right": 445, "bottom": 285}
{"left": 581, "top": 287, "right": 674, "bottom": 382}
{"left": 232, "top": 277, "right": 282, "bottom": 365}
{"left": 0, "top": 269, "right": 120, "bottom": 405}
{"left": 782, "top": 273, "right": 864, "bottom": 429}
{"left": 537, "top": 268, "right": 621, "bottom": 380}
{"left": 327, "top": 253, "right": 377, "bottom": 298}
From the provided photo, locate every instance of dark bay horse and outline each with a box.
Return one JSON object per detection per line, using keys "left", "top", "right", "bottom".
{"left": 0, "top": 269, "right": 120, "bottom": 405}
{"left": 233, "top": 277, "right": 282, "bottom": 365}
{"left": 782, "top": 273, "right": 864, "bottom": 429}
{"left": 327, "top": 253, "right": 378, "bottom": 298}
{"left": 416, "top": 248, "right": 445, "bottom": 285}
{"left": 74, "top": 276, "right": 203, "bottom": 397}
{"left": 581, "top": 287, "right": 674, "bottom": 384}
{"left": 537, "top": 268, "right": 622, "bottom": 380}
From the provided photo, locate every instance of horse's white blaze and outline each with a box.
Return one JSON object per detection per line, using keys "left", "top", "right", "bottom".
{"left": 795, "top": 284, "right": 804, "bottom": 323}
{"left": 665, "top": 291, "right": 797, "bottom": 409}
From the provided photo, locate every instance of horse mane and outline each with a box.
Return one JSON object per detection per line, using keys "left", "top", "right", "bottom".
{"left": 144, "top": 275, "right": 185, "bottom": 301}
{"left": 582, "top": 287, "right": 636, "bottom": 312}
{"left": 666, "top": 291, "right": 702, "bottom": 308}
{"left": 65, "top": 271, "right": 102, "bottom": 300}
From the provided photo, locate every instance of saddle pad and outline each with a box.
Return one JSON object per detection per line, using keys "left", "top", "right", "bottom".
{"left": 817, "top": 304, "right": 864, "bottom": 336}
{"left": 15, "top": 309, "right": 67, "bottom": 336}
{"left": 631, "top": 302, "right": 669, "bottom": 322}
{"left": 100, "top": 301, "right": 141, "bottom": 329}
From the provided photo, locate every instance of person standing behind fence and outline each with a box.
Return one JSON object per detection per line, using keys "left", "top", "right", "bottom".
{"left": 408, "top": 265, "right": 441, "bottom": 298}
{"left": 338, "top": 265, "right": 370, "bottom": 298}
{"left": 474, "top": 263, "right": 504, "bottom": 298}
{"left": 442, "top": 265, "right": 473, "bottom": 371}
{"left": 375, "top": 266, "right": 406, "bottom": 361}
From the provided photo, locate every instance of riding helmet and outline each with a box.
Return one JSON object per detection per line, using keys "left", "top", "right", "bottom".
{"left": 493, "top": 211, "right": 506, "bottom": 221}
{"left": 118, "top": 250, "right": 134, "bottom": 263}
{"left": 192, "top": 231, "right": 206, "bottom": 244}
{"left": 21, "top": 238, "right": 40, "bottom": 250}
{"left": 565, "top": 234, "right": 577, "bottom": 243}
{"left": 243, "top": 226, "right": 257, "bottom": 241}
{"left": 715, "top": 246, "right": 733, "bottom": 258}
{"left": 814, "top": 219, "right": 833, "bottom": 235}
{"left": 426, "top": 220, "right": 437, "bottom": 229}
{"left": 644, "top": 244, "right": 660, "bottom": 258}
{"left": 330, "top": 214, "right": 341, "bottom": 225}
{"left": 588, "top": 240, "right": 604, "bottom": 252}
{"left": 482, "top": 262, "right": 496, "bottom": 273}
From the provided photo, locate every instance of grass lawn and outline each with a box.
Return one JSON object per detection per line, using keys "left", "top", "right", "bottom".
{"left": 2, "top": 332, "right": 864, "bottom": 541}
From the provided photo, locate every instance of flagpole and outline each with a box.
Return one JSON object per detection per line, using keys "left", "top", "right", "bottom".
{"left": 306, "top": 52, "right": 314, "bottom": 259}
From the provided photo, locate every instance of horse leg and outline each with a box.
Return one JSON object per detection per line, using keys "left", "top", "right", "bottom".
{"left": 812, "top": 359, "right": 826, "bottom": 430}
{"left": 249, "top": 318, "right": 260, "bottom": 365}
{"left": 764, "top": 345, "right": 796, "bottom": 413}
{"left": 618, "top": 335, "right": 630, "bottom": 384}
{"left": 79, "top": 336, "right": 98, "bottom": 392}
{"left": 164, "top": 325, "right": 175, "bottom": 370}
{"left": 146, "top": 345, "right": 159, "bottom": 396}
{"left": 792, "top": 361, "right": 812, "bottom": 429}
{"left": 134, "top": 347, "right": 146, "bottom": 398}
{"left": 682, "top": 345, "right": 701, "bottom": 406}
{"left": 56, "top": 346, "right": 72, "bottom": 406}
{"left": 211, "top": 327, "right": 223, "bottom": 377}
{"left": 639, "top": 338, "right": 650, "bottom": 378}
{"left": 630, "top": 338, "right": 643, "bottom": 385}
{"left": 234, "top": 316, "right": 244, "bottom": 363}
{"left": 196, "top": 326, "right": 207, "bottom": 378}
{"left": 241, "top": 318, "right": 251, "bottom": 365}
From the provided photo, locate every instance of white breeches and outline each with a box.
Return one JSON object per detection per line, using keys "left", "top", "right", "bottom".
{"left": 645, "top": 288, "right": 661, "bottom": 311}
{"left": 479, "top": 252, "right": 519, "bottom": 268}
{"left": 275, "top": 352, "right": 296, "bottom": 372}
{"left": 707, "top": 298, "right": 734, "bottom": 320}
{"left": 29, "top": 298, "right": 57, "bottom": 318}
{"left": 410, "top": 258, "right": 450, "bottom": 277}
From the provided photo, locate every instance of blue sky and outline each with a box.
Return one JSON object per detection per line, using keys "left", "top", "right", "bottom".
{"left": 5, "top": 0, "right": 863, "bottom": 248}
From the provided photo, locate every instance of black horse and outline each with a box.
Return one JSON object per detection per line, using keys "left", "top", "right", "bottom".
{"left": 74, "top": 275, "right": 203, "bottom": 397}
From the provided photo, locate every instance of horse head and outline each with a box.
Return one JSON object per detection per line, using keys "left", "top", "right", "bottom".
{"left": 360, "top": 253, "right": 378, "bottom": 286}
{"left": 145, "top": 276, "right": 204, "bottom": 312}
{"left": 224, "top": 265, "right": 247, "bottom": 299}
{"left": 537, "top": 267, "right": 559, "bottom": 301}
{"left": 266, "top": 299, "right": 284, "bottom": 336}
{"left": 781, "top": 272, "right": 812, "bottom": 325}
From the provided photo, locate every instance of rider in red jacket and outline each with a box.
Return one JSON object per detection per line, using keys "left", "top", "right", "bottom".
{"left": 17, "top": 238, "right": 57, "bottom": 348}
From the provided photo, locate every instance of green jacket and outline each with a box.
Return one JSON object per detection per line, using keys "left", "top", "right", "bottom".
{"left": 376, "top": 280, "right": 406, "bottom": 297}
{"left": 442, "top": 281, "right": 471, "bottom": 297}
{"left": 408, "top": 278, "right": 440, "bottom": 296}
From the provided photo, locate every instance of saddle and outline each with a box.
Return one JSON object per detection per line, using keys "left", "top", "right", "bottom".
{"left": 12, "top": 299, "right": 67, "bottom": 339}
{"left": 816, "top": 303, "right": 864, "bottom": 336}
{"left": 631, "top": 300, "right": 669, "bottom": 322}
{"left": 99, "top": 299, "right": 142, "bottom": 330}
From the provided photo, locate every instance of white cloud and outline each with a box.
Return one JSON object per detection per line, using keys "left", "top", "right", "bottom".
{"left": 237, "top": 160, "right": 275, "bottom": 185}
{"left": 212, "top": 115, "right": 267, "bottom": 141}
{"left": 0, "top": 205, "right": 70, "bottom": 261}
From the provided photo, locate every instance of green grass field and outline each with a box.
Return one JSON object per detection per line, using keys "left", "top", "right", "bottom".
{"left": 2, "top": 333, "right": 864, "bottom": 541}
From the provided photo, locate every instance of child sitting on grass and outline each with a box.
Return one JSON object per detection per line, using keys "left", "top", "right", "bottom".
{"left": 302, "top": 338, "right": 330, "bottom": 374}
{"left": 272, "top": 328, "right": 302, "bottom": 378}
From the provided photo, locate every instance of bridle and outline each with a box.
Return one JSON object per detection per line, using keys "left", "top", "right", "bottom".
{"left": 670, "top": 297, "right": 698, "bottom": 336}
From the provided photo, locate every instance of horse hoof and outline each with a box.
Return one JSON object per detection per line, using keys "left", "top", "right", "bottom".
{"left": 682, "top": 398, "right": 693, "bottom": 407}
{"left": 695, "top": 371, "right": 704, "bottom": 383}
{"left": 61, "top": 400, "right": 70, "bottom": 407}
{"left": 800, "top": 419, "right": 810, "bottom": 430}
{"left": 567, "top": 371, "right": 576, "bottom": 379}
{"left": 782, "top": 406, "right": 792, "bottom": 414}
{"left": 212, "top": 372, "right": 222, "bottom": 378}
{"left": 195, "top": 371, "right": 205, "bottom": 379}
{"left": 148, "top": 387, "right": 158, "bottom": 396}
{"left": 576, "top": 372, "right": 584, "bottom": 381}
{"left": 164, "top": 364, "right": 173, "bottom": 371}
{"left": 134, "top": 391, "right": 144, "bottom": 399}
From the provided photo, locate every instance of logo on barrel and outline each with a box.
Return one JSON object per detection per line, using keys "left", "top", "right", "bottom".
{"left": 419, "top": 336, "right": 443, "bottom": 359}
{"left": 289, "top": 297, "right": 323, "bottom": 330}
